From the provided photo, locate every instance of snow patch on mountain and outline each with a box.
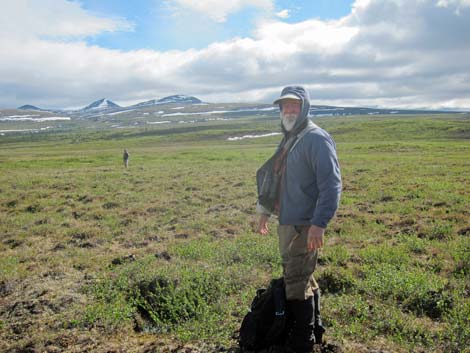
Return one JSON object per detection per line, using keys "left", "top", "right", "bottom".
{"left": 131, "top": 95, "right": 202, "bottom": 108}
{"left": 157, "top": 95, "right": 202, "bottom": 104}
{"left": 82, "top": 98, "right": 120, "bottom": 111}
{"left": 106, "top": 109, "right": 136, "bottom": 116}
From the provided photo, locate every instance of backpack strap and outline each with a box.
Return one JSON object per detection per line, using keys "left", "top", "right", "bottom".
{"left": 290, "top": 121, "right": 318, "bottom": 152}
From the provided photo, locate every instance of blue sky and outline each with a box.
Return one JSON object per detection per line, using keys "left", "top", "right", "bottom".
{"left": 82, "top": 0, "right": 355, "bottom": 51}
{"left": 1, "top": 0, "right": 470, "bottom": 109}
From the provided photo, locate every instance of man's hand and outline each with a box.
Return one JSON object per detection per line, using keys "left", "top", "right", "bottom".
{"left": 257, "top": 214, "right": 269, "bottom": 235}
{"left": 307, "top": 225, "right": 325, "bottom": 251}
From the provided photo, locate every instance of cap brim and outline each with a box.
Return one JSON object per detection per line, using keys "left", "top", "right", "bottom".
{"left": 273, "top": 93, "right": 301, "bottom": 105}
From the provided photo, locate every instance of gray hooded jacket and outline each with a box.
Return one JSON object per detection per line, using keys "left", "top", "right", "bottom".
{"left": 257, "top": 86, "right": 342, "bottom": 228}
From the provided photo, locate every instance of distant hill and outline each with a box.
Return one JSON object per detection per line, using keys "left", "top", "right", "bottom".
{"left": 82, "top": 98, "right": 120, "bottom": 111}
{"left": 307, "top": 105, "right": 451, "bottom": 116}
{"left": 157, "top": 95, "right": 202, "bottom": 104}
{"left": 131, "top": 95, "right": 202, "bottom": 108}
{"left": 18, "top": 105, "right": 41, "bottom": 110}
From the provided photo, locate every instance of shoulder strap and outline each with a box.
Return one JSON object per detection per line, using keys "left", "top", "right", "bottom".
{"left": 290, "top": 121, "right": 318, "bottom": 152}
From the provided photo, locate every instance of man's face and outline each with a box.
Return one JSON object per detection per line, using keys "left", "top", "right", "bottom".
{"left": 280, "top": 99, "right": 301, "bottom": 131}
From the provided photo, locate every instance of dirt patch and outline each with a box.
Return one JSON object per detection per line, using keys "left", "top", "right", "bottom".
{"left": 25, "top": 204, "right": 41, "bottom": 213}
{"left": 103, "top": 202, "right": 119, "bottom": 209}
{"left": 51, "top": 243, "right": 66, "bottom": 251}
{"left": 175, "top": 233, "right": 190, "bottom": 239}
{"left": 457, "top": 227, "right": 470, "bottom": 236}
{"left": 314, "top": 342, "right": 343, "bottom": 353}
{"left": 77, "top": 195, "right": 93, "bottom": 203}
{"left": 34, "top": 218, "right": 49, "bottom": 225}
{"left": 5, "top": 200, "right": 18, "bottom": 208}
{"left": 380, "top": 196, "right": 393, "bottom": 202}
{"left": 111, "top": 254, "right": 137, "bottom": 265}
{"left": 42, "top": 270, "right": 65, "bottom": 280}
{"left": 6, "top": 341, "right": 38, "bottom": 353}
{"left": 155, "top": 251, "right": 172, "bottom": 261}
{"left": 0, "top": 280, "right": 15, "bottom": 297}
{"left": 68, "top": 231, "right": 98, "bottom": 248}
{"left": 5, "top": 299, "right": 61, "bottom": 321}
{"left": 3, "top": 239, "right": 23, "bottom": 249}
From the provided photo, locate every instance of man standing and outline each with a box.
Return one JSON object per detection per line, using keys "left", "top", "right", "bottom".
{"left": 256, "top": 86, "right": 341, "bottom": 352}
{"left": 123, "top": 149, "right": 129, "bottom": 168}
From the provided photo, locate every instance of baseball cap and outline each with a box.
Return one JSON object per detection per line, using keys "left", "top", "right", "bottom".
{"left": 273, "top": 93, "right": 301, "bottom": 105}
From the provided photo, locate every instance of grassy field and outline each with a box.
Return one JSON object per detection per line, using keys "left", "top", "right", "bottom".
{"left": 1, "top": 114, "right": 469, "bottom": 353}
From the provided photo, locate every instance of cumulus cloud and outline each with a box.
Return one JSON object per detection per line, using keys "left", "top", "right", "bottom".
{"left": 169, "top": 0, "right": 274, "bottom": 22}
{"left": 1, "top": 0, "right": 470, "bottom": 110}
{"left": 437, "top": 0, "right": 470, "bottom": 11}
{"left": 0, "top": 0, "right": 133, "bottom": 39}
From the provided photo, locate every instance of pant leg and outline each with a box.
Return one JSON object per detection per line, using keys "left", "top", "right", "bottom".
{"left": 278, "top": 225, "right": 319, "bottom": 301}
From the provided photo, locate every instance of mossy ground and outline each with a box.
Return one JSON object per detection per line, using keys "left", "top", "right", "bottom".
{"left": 1, "top": 114, "right": 469, "bottom": 352}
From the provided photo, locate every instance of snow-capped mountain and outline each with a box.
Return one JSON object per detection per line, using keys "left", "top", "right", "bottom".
{"left": 81, "top": 98, "right": 120, "bottom": 111}
{"left": 157, "top": 95, "right": 202, "bottom": 104}
{"left": 131, "top": 95, "right": 202, "bottom": 108}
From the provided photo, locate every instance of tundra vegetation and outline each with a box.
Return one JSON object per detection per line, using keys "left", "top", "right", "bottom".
{"left": 0, "top": 113, "right": 469, "bottom": 353}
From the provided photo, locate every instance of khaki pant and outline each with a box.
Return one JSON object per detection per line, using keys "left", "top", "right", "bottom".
{"left": 278, "top": 225, "right": 319, "bottom": 301}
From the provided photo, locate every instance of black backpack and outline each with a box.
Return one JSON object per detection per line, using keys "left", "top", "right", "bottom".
{"left": 239, "top": 278, "right": 288, "bottom": 352}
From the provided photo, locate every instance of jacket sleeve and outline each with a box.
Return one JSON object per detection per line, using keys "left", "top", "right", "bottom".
{"left": 309, "top": 135, "right": 342, "bottom": 228}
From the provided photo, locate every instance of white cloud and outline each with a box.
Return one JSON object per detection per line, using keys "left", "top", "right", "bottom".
{"left": 275, "top": 9, "right": 290, "bottom": 19}
{"left": 437, "top": 0, "right": 470, "bottom": 8}
{"left": 437, "top": 0, "right": 470, "bottom": 14}
{"left": 169, "top": 0, "right": 274, "bottom": 22}
{"left": 1, "top": 0, "right": 470, "bottom": 110}
{"left": 254, "top": 19, "right": 359, "bottom": 51}
{"left": 0, "top": 0, "right": 133, "bottom": 39}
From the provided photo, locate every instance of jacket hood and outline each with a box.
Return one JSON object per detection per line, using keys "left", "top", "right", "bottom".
{"left": 275, "top": 86, "right": 311, "bottom": 134}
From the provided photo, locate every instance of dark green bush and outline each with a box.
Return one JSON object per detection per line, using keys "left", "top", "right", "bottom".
{"left": 402, "top": 289, "right": 453, "bottom": 319}
{"left": 132, "top": 268, "right": 234, "bottom": 330}
{"left": 317, "top": 267, "right": 356, "bottom": 294}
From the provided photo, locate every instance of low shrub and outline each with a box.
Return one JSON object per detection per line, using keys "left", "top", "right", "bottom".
{"left": 133, "top": 269, "right": 230, "bottom": 328}
{"left": 428, "top": 221, "right": 454, "bottom": 240}
{"left": 317, "top": 267, "right": 356, "bottom": 294}
{"left": 321, "top": 245, "right": 351, "bottom": 266}
{"left": 359, "top": 243, "right": 410, "bottom": 268}
{"left": 402, "top": 289, "right": 453, "bottom": 319}
{"left": 443, "top": 300, "right": 470, "bottom": 353}
{"left": 361, "top": 264, "right": 452, "bottom": 319}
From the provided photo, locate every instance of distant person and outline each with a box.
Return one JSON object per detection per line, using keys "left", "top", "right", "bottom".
{"left": 255, "top": 86, "right": 342, "bottom": 352}
{"left": 123, "top": 149, "right": 129, "bottom": 168}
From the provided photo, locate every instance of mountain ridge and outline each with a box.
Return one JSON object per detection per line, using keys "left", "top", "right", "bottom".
{"left": 130, "top": 95, "right": 203, "bottom": 108}
{"left": 18, "top": 105, "right": 42, "bottom": 111}
{"left": 14, "top": 95, "right": 466, "bottom": 116}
